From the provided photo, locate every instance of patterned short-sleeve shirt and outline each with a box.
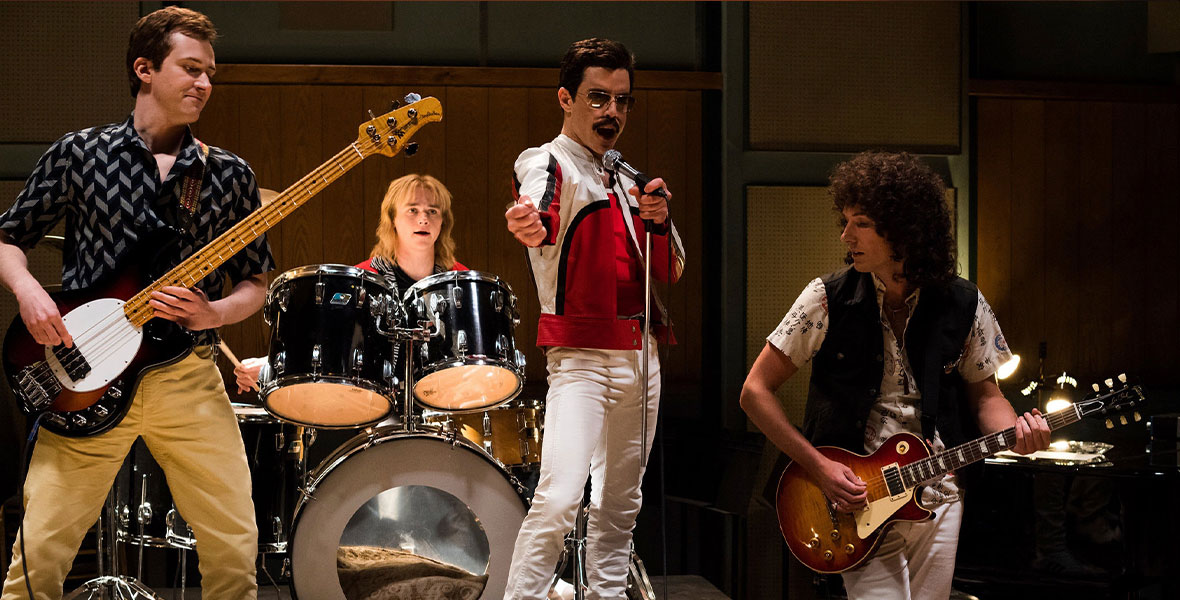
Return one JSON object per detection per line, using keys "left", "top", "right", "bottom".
{"left": 0, "top": 115, "right": 275, "bottom": 302}
{"left": 767, "top": 275, "right": 1013, "bottom": 507}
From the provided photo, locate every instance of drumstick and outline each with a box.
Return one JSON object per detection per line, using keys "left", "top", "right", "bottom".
{"left": 217, "top": 341, "right": 260, "bottom": 392}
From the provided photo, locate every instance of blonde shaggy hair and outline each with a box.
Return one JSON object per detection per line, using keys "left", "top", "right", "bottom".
{"left": 370, "top": 174, "right": 457, "bottom": 268}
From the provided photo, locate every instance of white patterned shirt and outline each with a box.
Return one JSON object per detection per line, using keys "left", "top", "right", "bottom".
{"left": 767, "top": 275, "right": 1013, "bottom": 507}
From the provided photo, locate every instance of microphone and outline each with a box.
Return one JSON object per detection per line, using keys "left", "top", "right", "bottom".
{"left": 602, "top": 150, "right": 669, "bottom": 200}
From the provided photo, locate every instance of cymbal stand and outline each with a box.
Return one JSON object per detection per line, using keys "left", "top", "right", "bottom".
{"left": 63, "top": 491, "right": 162, "bottom": 600}
{"left": 551, "top": 494, "right": 655, "bottom": 600}
{"left": 390, "top": 322, "right": 435, "bottom": 432}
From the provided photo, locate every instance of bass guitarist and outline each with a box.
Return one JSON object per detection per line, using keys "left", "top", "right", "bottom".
{"left": 740, "top": 151, "right": 1050, "bottom": 600}
{"left": 0, "top": 7, "right": 271, "bottom": 599}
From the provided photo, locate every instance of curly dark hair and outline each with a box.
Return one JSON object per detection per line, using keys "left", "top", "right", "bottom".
{"left": 559, "top": 38, "right": 635, "bottom": 96}
{"left": 828, "top": 151, "right": 957, "bottom": 288}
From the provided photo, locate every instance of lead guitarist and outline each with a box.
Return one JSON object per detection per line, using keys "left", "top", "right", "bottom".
{"left": 740, "top": 151, "right": 1051, "bottom": 599}
{"left": 0, "top": 7, "right": 272, "bottom": 599}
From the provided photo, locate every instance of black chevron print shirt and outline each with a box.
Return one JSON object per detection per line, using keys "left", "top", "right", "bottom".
{"left": 0, "top": 115, "right": 275, "bottom": 301}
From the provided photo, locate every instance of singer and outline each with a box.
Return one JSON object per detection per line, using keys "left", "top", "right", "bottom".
{"left": 503, "top": 38, "right": 685, "bottom": 599}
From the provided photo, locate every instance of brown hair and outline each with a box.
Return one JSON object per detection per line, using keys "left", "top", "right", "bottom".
{"left": 829, "top": 151, "right": 957, "bottom": 287}
{"left": 559, "top": 38, "right": 635, "bottom": 96}
{"left": 371, "top": 174, "right": 457, "bottom": 269}
{"left": 126, "top": 6, "right": 218, "bottom": 97}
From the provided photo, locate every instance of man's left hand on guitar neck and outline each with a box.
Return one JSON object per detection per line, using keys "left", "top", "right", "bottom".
{"left": 150, "top": 285, "right": 224, "bottom": 331}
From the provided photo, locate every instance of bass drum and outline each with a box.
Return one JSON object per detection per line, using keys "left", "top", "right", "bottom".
{"left": 290, "top": 427, "right": 528, "bottom": 599}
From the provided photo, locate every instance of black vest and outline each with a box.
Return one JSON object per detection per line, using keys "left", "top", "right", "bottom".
{"left": 802, "top": 268, "right": 982, "bottom": 485}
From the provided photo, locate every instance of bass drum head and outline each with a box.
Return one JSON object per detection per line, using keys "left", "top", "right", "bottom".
{"left": 291, "top": 431, "right": 527, "bottom": 599}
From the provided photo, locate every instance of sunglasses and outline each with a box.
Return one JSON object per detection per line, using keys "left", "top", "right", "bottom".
{"left": 580, "top": 91, "right": 636, "bottom": 113}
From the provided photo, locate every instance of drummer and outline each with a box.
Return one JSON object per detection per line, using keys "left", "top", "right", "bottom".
{"left": 234, "top": 173, "right": 466, "bottom": 392}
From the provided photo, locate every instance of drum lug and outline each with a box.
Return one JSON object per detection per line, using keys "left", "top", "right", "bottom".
{"left": 357, "top": 283, "right": 367, "bottom": 307}
{"left": 482, "top": 411, "right": 494, "bottom": 438}
{"left": 450, "top": 285, "right": 463, "bottom": 309}
{"left": 370, "top": 293, "right": 387, "bottom": 317}
{"left": 491, "top": 289, "right": 504, "bottom": 312}
{"left": 352, "top": 348, "right": 364, "bottom": 373}
{"left": 311, "top": 344, "right": 321, "bottom": 373}
{"left": 516, "top": 350, "right": 527, "bottom": 371}
{"left": 315, "top": 280, "right": 325, "bottom": 304}
{"left": 272, "top": 516, "right": 284, "bottom": 540}
{"left": 138, "top": 501, "right": 153, "bottom": 525}
{"left": 455, "top": 330, "right": 468, "bottom": 357}
{"left": 278, "top": 285, "right": 291, "bottom": 313}
{"left": 496, "top": 334, "right": 510, "bottom": 359}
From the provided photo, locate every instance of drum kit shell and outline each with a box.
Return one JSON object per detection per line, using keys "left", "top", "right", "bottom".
{"left": 112, "top": 264, "right": 538, "bottom": 599}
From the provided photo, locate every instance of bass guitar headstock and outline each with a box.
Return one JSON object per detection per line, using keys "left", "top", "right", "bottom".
{"left": 1074, "top": 373, "right": 1145, "bottom": 429}
{"left": 354, "top": 93, "right": 443, "bottom": 159}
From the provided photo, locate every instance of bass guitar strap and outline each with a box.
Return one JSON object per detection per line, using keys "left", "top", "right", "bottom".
{"left": 176, "top": 140, "right": 211, "bottom": 234}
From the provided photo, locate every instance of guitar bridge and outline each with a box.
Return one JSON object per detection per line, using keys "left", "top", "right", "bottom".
{"left": 17, "top": 363, "right": 61, "bottom": 411}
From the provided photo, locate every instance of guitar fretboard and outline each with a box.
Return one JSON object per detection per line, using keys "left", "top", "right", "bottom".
{"left": 898, "top": 405, "right": 1081, "bottom": 488}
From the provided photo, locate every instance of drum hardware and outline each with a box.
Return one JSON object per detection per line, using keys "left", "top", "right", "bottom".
{"left": 63, "top": 491, "right": 163, "bottom": 600}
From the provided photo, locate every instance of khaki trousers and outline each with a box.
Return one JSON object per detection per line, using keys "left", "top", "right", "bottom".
{"left": 2, "top": 348, "right": 258, "bottom": 600}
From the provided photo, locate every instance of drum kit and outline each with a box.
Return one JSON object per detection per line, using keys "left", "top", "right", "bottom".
{"left": 91, "top": 263, "right": 654, "bottom": 599}
{"left": 103, "top": 264, "right": 538, "bottom": 599}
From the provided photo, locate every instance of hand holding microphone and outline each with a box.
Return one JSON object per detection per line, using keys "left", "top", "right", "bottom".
{"left": 603, "top": 150, "right": 671, "bottom": 227}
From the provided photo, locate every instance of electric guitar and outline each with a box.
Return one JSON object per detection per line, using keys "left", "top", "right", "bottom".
{"left": 2, "top": 96, "right": 443, "bottom": 437}
{"left": 776, "top": 378, "right": 1145, "bottom": 573}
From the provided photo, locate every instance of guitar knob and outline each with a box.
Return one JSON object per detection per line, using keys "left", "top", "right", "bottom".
{"left": 807, "top": 537, "right": 820, "bottom": 550}
{"left": 845, "top": 544, "right": 855, "bottom": 554}
{"left": 830, "top": 529, "right": 840, "bottom": 540}
{"left": 823, "top": 550, "right": 834, "bottom": 561}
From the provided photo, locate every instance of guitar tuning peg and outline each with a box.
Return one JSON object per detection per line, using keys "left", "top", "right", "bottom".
{"left": 1118, "top": 373, "right": 1127, "bottom": 384}
{"left": 403, "top": 92, "right": 422, "bottom": 104}
{"left": 1104, "top": 418, "right": 1114, "bottom": 429}
{"left": 1104, "top": 378, "right": 1115, "bottom": 389}
{"left": 1119, "top": 415, "right": 1128, "bottom": 426}
{"left": 1133, "top": 411, "right": 1142, "bottom": 422}
{"left": 390, "top": 100, "right": 401, "bottom": 111}
{"left": 404, "top": 142, "right": 419, "bottom": 156}
{"left": 368, "top": 109, "right": 377, "bottom": 121}
{"left": 1092, "top": 383, "right": 1100, "bottom": 392}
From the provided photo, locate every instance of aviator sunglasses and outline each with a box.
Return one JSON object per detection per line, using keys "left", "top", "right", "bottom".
{"left": 579, "top": 91, "right": 636, "bottom": 113}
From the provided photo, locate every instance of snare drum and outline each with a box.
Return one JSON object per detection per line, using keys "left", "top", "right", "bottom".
{"left": 426, "top": 399, "right": 544, "bottom": 468}
{"left": 261, "top": 265, "right": 398, "bottom": 428}
{"left": 404, "top": 271, "right": 526, "bottom": 412}
{"left": 289, "top": 426, "right": 528, "bottom": 599}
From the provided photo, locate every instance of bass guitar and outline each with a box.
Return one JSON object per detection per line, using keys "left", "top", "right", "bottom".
{"left": 776, "top": 377, "right": 1144, "bottom": 573}
{"left": 2, "top": 96, "right": 442, "bottom": 437}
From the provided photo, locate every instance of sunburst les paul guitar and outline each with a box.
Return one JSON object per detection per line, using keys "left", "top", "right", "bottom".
{"left": 776, "top": 378, "right": 1144, "bottom": 573}
{"left": 3, "top": 96, "right": 442, "bottom": 437}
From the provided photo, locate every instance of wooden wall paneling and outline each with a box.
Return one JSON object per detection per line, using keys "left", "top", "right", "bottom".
{"left": 1075, "top": 102, "right": 1114, "bottom": 380}
{"left": 1006, "top": 100, "right": 1046, "bottom": 366}
{"left": 443, "top": 87, "right": 490, "bottom": 271}
{"left": 527, "top": 88, "right": 561, "bottom": 151}
{"left": 406, "top": 86, "right": 448, "bottom": 186}
{"left": 644, "top": 91, "right": 690, "bottom": 383}
{"left": 1144, "top": 103, "right": 1180, "bottom": 382}
{"left": 280, "top": 86, "right": 325, "bottom": 271}
{"left": 1111, "top": 103, "right": 1151, "bottom": 376}
{"left": 318, "top": 86, "right": 367, "bottom": 266}
{"left": 485, "top": 88, "right": 543, "bottom": 385}
{"left": 361, "top": 86, "right": 406, "bottom": 260}
{"left": 1041, "top": 101, "right": 1082, "bottom": 378}
{"left": 974, "top": 99, "right": 1014, "bottom": 328}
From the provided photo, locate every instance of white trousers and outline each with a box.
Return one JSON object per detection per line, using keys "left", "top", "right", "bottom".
{"left": 840, "top": 499, "right": 964, "bottom": 600}
{"left": 504, "top": 341, "right": 660, "bottom": 600}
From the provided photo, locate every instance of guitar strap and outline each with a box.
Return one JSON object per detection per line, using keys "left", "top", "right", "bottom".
{"left": 176, "top": 140, "right": 210, "bottom": 234}
{"left": 920, "top": 301, "right": 941, "bottom": 443}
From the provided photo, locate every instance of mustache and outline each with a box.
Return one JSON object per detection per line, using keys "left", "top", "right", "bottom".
{"left": 594, "top": 117, "right": 620, "bottom": 130}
